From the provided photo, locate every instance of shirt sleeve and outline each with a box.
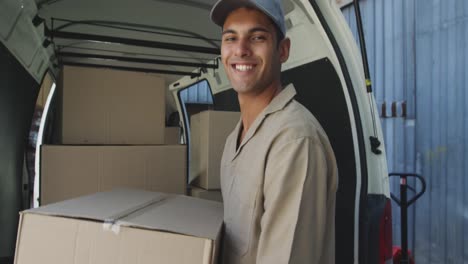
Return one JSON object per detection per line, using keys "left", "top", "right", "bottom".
{"left": 256, "top": 136, "right": 337, "bottom": 264}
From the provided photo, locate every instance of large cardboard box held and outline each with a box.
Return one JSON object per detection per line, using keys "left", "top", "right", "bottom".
{"left": 15, "top": 189, "right": 223, "bottom": 264}
{"left": 61, "top": 66, "right": 166, "bottom": 144}
{"left": 41, "top": 145, "right": 186, "bottom": 205}
{"left": 190, "top": 110, "right": 240, "bottom": 189}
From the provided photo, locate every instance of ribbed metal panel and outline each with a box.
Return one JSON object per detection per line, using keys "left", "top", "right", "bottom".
{"left": 414, "top": 0, "right": 467, "bottom": 263}
{"left": 342, "top": 0, "right": 467, "bottom": 263}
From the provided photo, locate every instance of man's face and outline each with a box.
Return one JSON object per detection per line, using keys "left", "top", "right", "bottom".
{"left": 221, "top": 7, "right": 290, "bottom": 95}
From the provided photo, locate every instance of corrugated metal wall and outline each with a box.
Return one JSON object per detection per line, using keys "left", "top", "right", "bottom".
{"left": 342, "top": 0, "right": 468, "bottom": 263}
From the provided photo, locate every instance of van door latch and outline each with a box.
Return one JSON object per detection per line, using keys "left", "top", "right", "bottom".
{"left": 370, "top": 136, "right": 382, "bottom": 155}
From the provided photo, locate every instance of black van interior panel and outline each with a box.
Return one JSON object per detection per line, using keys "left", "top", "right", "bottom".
{"left": 281, "top": 58, "right": 357, "bottom": 263}
{"left": 0, "top": 42, "right": 40, "bottom": 261}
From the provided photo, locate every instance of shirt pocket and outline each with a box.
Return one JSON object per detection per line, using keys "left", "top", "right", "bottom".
{"left": 224, "top": 175, "right": 259, "bottom": 257}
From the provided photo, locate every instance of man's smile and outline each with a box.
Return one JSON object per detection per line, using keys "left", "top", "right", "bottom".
{"left": 231, "top": 63, "right": 258, "bottom": 73}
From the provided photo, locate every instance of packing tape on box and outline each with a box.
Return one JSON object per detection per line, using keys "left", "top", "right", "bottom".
{"left": 103, "top": 221, "right": 121, "bottom": 235}
{"left": 105, "top": 194, "right": 169, "bottom": 221}
{"left": 101, "top": 194, "right": 173, "bottom": 235}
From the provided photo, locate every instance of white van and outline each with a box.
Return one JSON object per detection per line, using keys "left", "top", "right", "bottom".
{"left": 0, "top": 0, "right": 392, "bottom": 263}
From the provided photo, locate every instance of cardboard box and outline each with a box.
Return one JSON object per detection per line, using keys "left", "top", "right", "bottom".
{"left": 61, "top": 66, "right": 166, "bottom": 144}
{"left": 190, "top": 110, "right": 240, "bottom": 189}
{"left": 36, "top": 72, "right": 53, "bottom": 108}
{"left": 41, "top": 145, "right": 187, "bottom": 205}
{"left": 165, "top": 127, "right": 181, "bottom": 144}
{"left": 15, "top": 189, "right": 223, "bottom": 264}
{"left": 190, "top": 186, "right": 223, "bottom": 203}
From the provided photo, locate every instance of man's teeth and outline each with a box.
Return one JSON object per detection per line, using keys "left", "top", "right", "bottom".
{"left": 235, "top": 65, "right": 253, "bottom": 71}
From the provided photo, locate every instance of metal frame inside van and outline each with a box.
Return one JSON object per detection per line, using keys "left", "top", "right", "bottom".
{"left": 0, "top": 0, "right": 392, "bottom": 263}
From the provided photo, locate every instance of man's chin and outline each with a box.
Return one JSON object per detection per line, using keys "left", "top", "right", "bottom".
{"left": 232, "top": 84, "right": 253, "bottom": 94}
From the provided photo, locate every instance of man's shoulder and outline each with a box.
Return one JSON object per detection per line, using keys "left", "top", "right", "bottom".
{"left": 269, "top": 99, "right": 325, "bottom": 139}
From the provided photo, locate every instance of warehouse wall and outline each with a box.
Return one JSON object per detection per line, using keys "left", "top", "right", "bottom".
{"left": 343, "top": 0, "right": 468, "bottom": 262}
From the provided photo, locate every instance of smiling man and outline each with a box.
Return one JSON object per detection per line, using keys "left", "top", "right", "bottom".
{"left": 210, "top": 0, "right": 338, "bottom": 263}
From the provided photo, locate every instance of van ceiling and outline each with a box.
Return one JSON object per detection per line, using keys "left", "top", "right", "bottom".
{"left": 35, "top": 0, "right": 222, "bottom": 83}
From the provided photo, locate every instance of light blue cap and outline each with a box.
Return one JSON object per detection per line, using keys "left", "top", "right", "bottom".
{"left": 210, "top": 0, "right": 286, "bottom": 37}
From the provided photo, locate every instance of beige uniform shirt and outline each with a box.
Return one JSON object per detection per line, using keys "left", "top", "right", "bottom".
{"left": 220, "top": 84, "right": 338, "bottom": 264}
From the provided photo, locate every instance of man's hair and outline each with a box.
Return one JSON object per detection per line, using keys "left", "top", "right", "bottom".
{"left": 253, "top": 7, "right": 285, "bottom": 46}
{"left": 272, "top": 21, "right": 285, "bottom": 47}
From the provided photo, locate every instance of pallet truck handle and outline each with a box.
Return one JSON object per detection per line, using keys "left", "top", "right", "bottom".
{"left": 389, "top": 173, "right": 426, "bottom": 206}
{"left": 388, "top": 172, "right": 426, "bottom": 264}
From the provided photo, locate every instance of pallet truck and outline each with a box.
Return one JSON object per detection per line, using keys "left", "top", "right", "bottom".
{"left": 389, "top": 173, "right": 426, "bottom": 264}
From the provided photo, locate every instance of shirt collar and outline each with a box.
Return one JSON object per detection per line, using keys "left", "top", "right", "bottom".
{"left": 231, "top": 84, "right": 297, "bottom": 159}
{"left": 263, "top": 83, "right": 297, "bottom": 116}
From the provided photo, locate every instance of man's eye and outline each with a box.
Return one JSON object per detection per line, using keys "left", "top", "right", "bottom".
{"left": 252, "top": 35, "right": 266, "bottom": 41}
{"left": 223, "top": 36, "right": 236, "bottom": 42}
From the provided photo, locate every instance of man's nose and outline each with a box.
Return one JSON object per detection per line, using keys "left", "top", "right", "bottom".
{"left": 234, "top": 38, "right": 252, "bottom": 57}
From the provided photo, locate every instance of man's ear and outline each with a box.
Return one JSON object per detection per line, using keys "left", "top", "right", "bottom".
{"left": 279, "top": 37, "right": 291, "bottom": 63}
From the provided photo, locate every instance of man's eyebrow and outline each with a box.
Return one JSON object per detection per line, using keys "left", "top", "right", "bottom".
{"left": 221, "top": 27, "right": 272, "bottom": 36}
{"left": 222, "top": 29, "right": 236, "bottom": 36}
{"left": 248, "top": 27, "right": 271, "bottom": 34}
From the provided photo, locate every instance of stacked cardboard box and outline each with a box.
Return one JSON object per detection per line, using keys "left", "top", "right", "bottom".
{"left": 60, "top": 65, "right": 166, "bottom": 145}
{"left": 189, "top": 110, "right": 240, "bottom": 202}
{"left": 36, "top": 73, "right": 54, "bottom": 109}
{"left": 40, "top": 66, "right": 186, "bottom": 205}
{"left": 190, "top": 186, "right": 223, "bottom": 203}
{"left": 41, "top": 145, "right": 186, "bottom": 205}
{"left": 165, "top": 126, "right": 181, "bottom": 144}
{"left": 15, "top": 189, "right": 223, "bottom": 264}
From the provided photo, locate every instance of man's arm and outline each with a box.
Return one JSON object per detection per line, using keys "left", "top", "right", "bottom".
{"left": 256, "top": 136, "right": 337, "bottom": 264}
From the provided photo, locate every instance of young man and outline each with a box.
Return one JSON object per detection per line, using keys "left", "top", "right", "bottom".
{"left": 210, "top": 0, "right": 338, "bottom": 263}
